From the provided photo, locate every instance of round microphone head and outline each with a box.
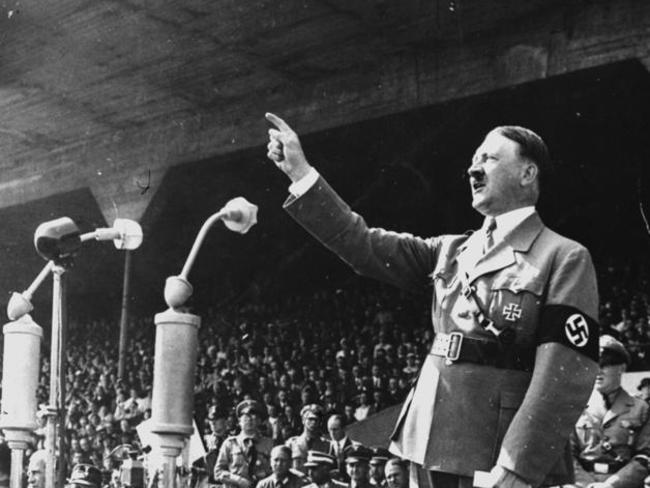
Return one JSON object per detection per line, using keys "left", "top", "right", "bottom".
{"left": 164, "top": 276, "right": 193, "bottom": 309}
{"left": 6, "top": 292, "right": 34, "bottom": 321}
{"left": 112, "top": 219, "right": 143, "bottom": 250}
{"left": 33, "top": 217, "right": 81, "bottom": 262}
{"left": 222, "top": 197, "right": 258, "bottom": 234}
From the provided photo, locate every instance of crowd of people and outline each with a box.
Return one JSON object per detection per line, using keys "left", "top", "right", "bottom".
{"left": 598, "top": 259, "right": 650, "bottom": 369}
{"left": 0, "top": 254, "right": 646, "bottom": 487}
{"left": 9, "top": 278, "right": 429, "bottom": 484}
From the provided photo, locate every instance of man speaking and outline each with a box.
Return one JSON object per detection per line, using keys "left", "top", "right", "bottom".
{"left": 265, "top": 113, "right": 600, "bottom": 488}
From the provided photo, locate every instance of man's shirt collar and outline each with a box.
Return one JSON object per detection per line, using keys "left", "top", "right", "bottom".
{"left": 490, "top": 206, "right": 535, "bottom": 244}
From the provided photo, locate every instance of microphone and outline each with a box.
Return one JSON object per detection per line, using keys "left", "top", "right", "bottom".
{"left": 33, "top": 217, "right": 81, "bottom": 262}
{"left": 83, "top": 218, "right": 143, "bottom": 250}
{"left": 8, "top": 218, "right": 143, "bottom": 321}
{"left": 163, "top": 197, "right": 258, "bottom": 309}
{"left": 219, "top": 197, "right": 258, "bottom": 234}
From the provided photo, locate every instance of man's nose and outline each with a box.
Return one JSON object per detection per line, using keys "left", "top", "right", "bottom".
{"left": 467, "top": 166, "right": 484, "bottom": 179}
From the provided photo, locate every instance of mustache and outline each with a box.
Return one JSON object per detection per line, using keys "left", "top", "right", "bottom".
{"left": 466, "top": 168, "right": 486, "bottom": 181}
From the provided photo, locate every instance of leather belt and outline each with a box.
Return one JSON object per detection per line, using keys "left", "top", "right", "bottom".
{"left": 578, "top": 459, "right": 626, "bottom": 474}
{"left": 430, "top": 332, "right": 535, "bottom": 371}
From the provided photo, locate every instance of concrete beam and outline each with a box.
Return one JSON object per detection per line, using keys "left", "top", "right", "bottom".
{"left": 3, "top": 0, "right": 650, "bottom": 222}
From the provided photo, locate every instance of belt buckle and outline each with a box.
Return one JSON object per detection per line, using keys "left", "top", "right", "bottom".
{"left": 593, "top": 462, "right": 609, "bottom": 474}
{"left": 445, "top": 332, "right": 463, "bottom": 364}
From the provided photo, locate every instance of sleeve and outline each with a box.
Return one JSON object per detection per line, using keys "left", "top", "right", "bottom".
{"left": 288, "top": 167, "right": 319, "bottom": 197}
{"left": 284, "top": 176, "right": 440, "bottom": 293}
{"left": 496, "top": 245, "right": 600, "bottom": 487}
{"left": 214, "top": 441, "right": 231, "bottom": 479}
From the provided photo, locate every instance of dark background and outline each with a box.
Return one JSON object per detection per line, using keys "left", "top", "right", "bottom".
{"left": 3, "top": 59, "right": 649, "bottom": 328}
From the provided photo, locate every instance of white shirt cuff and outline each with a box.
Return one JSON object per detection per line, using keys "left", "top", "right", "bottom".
{"left": 288, "top": 167, "right": 319, "bottom": 197}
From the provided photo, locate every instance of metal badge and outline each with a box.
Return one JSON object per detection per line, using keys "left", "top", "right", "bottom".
{"left": 503, "top": 303, "right": 522, "bottom": 322}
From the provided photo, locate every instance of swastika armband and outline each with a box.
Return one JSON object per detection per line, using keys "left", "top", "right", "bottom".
{"left": 536, "top": 304, "right": 599, "bottom": 361}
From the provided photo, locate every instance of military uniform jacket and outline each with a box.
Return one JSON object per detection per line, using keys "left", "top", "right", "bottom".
{"left": 215, "top": 433, "right": 274, "bottom": 487}
{"left": 256, "top": 472, "right": 307, "bottom": 488}
{"left": 285, "top": 433, "right": 331, "bottom": 466}
{"left": 573, "top": 388, "right": 650, "bottom": 488}
{"left": 284, "top": 177, "right": 600, "bottom": 487}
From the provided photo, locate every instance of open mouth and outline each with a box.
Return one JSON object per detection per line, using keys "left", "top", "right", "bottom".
{"left": 471, "top": 180, "right": 486, "bottom": 193}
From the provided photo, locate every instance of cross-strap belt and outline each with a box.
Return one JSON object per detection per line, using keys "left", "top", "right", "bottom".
{"left": 430, "top": 332, "right": 535, "bottom": 372}
{"left": 459, "top": 271, "right": 516, "bottom": 344}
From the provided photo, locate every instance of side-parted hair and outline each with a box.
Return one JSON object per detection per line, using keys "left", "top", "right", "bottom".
{"left": 271, "top": 445, "right": 292, "bottom": 459}
{"left": 384, "top": 458, "right": 408, "bottom": 471}
{"left": 328, "top": 413, "right": 346, "bottom": 427}
{"left": 492, "top": 126, "right": 551, "bottom": 185}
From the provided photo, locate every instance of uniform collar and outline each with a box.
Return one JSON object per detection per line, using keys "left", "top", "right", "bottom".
{"left": 489, "top": 206, "right": 536, "bottom": 245}
{"left": 237, "top": 431, "right": 259, "bottom": 443}
{"left": 600, "top": 387, "right": 636, "bottom": 425}
{"left": 459, "top": 212, "right": 544, "bottom": 283}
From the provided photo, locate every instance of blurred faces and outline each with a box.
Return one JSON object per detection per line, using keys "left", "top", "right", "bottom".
{"left": 238, "top": 408, "right": 260, "bottom": 434}
{"left": 384, "top": 461, "right": 408, "bottom": 488}
{"left": 327, "top": 416, "right": 345, "bottom": 442}
{"left": 209, "top": 417, "right": 226, "bottom": 436}
{"left": 346, "top": 460, "right": 369, "bottom": 484}
{"left": 27, "top": 453, "right": 46, "bottom": 488}
{"left": 369, "top": 462, "right": 386, "bottom": 484}
{"left": 308, "top": 465, "right": 329, "bottom": 485}
{"left": 303, "top": 414, "right": 320, "bottom": 435}
{"left": 270, "top": 446, "right": 291, "bottom": 478}
{"left": 595, "top": 364, "right": 625, "bottom": 395}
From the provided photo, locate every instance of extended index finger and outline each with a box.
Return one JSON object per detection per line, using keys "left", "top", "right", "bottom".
{"left": 265, "top": 112, "right": 292, "bottom": 132}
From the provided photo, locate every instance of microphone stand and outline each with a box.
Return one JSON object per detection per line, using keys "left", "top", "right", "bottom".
{"left": 150, "top": 197, "right": 257, "bottom": 488}
{"left": 4, "top": 218, "right": 143, "bottom": 488}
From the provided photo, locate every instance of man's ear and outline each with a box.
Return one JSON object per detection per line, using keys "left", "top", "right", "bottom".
{"left": 521, "top": 162, "right": 538, "bottom": 186}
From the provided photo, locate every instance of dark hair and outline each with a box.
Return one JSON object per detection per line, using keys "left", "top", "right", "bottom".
{"left": 492, "top": 126, "right": 551, "bottom": 182}
{"left": 271, "top": 445, "right": 292, "bottom": 458}
{"left": 328, "top": 414, "right": 346, "bottom": 427}
{"left": 384, "top": 458, "right": 408, "bottom": 471}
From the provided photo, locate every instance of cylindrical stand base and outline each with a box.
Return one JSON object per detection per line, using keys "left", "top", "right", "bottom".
{"left": 157, "top": 437, "right": 185, "bottom": 488}
{"left": 10, "top": 448, "right": 24, "bottom": 488}
{"left": 150, "top": 309, "right": 199, "bottom": 488}
{"left": 6, "top": 437, "right": 30, "bottom": 488}
{"left": 151, "top": 309, "right": 200, "bottom": 437}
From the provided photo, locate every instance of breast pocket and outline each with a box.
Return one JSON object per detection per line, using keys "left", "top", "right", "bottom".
{"left": 576, "top": 417, "right": 599, "bottom": 447}
{"left": 230, "top": 447, "right": 248, "bottom": 473}
{"left": 608, "top": 416, "right": 641, "bottom": 446}
{"left": 489, "top": 274, "right": 544, "bottom": 340}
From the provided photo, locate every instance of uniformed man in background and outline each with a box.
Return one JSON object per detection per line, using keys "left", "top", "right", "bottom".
{"left": 345, "top": 445, "right": 373, "bottom": 488}
{"left": 285, "top": 405, "right": 329, "bottom": 475}
{"left": 369, "top": 448, "right": 391, "bottom": 488}
{"left": 572, "top": 335, "right": 650, "bottom": 488}
{"left": 67, "top": 464, "right": 102, "bottom": 488}
{"left": 303, "top": 451, "right": 346, "bottom": 488}
{"left": 256, "top": 446, "right": 305, "bottom": 488}
{"left": 384, "top": 459, "right": 409, "bottom": 488}
{"left": 215, "top": 400, "right": 273, "bottom": 488}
